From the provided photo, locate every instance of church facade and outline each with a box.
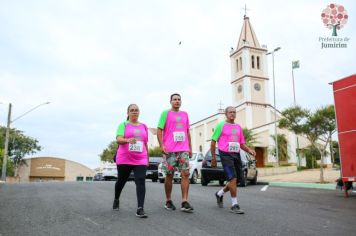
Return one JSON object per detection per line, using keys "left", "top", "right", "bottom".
{"left": 190, "top": 16, "right": 330, "bottom": 167}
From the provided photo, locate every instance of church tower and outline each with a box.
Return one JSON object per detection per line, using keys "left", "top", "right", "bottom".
{"left": 230, "top": 15, "right": 270, "bottom": 129}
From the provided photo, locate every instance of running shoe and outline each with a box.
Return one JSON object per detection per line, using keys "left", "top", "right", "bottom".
{"left": 112, "top": 199, "right": 119, "bottom": 211}
{"left": 230, "top": 204, "right": 244, "bottom": 214}
{"left": 215, "top": 191, "right": 224, "bottom": 208}
{"left": 136, "top": 207, "right": 148, "bottom": 218}
{"left": 181, "top": 201, "right": 194, "bottom": 213}
{"left": 164, "top": 200, "right": 176, "bottom": 211}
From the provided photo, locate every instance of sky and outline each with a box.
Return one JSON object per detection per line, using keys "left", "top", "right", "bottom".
{"left": 1, "top": 0, "right": 355, "bottom": 169}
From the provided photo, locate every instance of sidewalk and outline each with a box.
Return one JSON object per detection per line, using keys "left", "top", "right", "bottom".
{"left": 259, "top": 168, "right": 341, "bottom": 190}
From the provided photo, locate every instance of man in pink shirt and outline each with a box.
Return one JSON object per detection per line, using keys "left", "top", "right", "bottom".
{"left": 211, "top": 106, "right": 256, "bottom": 214}
{"left": 157, "top": 93, "right": 194, "bottom": 212}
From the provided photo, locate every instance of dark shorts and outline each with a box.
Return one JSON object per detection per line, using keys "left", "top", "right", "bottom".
{"left": 219, "top": 150, "right": 243, "bottom": 182}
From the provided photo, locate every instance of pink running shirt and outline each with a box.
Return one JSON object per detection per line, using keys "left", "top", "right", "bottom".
{"left": 157, "top": 110, "right": 190, "bottom": 152}
{"left": 116, "top": 121, "right": 148, "bottom": 165}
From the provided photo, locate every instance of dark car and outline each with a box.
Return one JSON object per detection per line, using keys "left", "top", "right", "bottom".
{"left": 200, "top": 149, "right": 258, "bottom": 187}
{"left": 146, "top": 157, "right": 164, "bottom": 182}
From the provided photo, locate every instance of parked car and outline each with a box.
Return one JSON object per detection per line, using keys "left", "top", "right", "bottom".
{"left": 146, "top": 157, "right": 164, "bottom": 182}
{"left": 102, "top": 164, "right": 118, "bottom": 181}
{"left": 200, "top": 149, "right": 258, "bottom": 187}
{"left": 93, "top": 172, "right": 104, "bottom": 181}
{"left": 158, "top": 153, "right": 204, "bottom": 184}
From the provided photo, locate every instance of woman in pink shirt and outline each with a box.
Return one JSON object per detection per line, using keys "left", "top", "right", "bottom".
{"left": 113, "top": 104, "right": 149, "bottom": 218}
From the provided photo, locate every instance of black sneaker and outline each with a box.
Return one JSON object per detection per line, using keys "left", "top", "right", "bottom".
{"left": 181, "top": 201, "right": 194, "bottom": 213}
{"left": 136, "top": 207, "right": 148, "bottom": 218}
{"left": 113, "top": 199, "right": 119, "bottom": 211}
{"left": 164, "top": 200, "right": 176, "bottom": 211}
{"left": 215, "top": 191, "right": 223, "bottom": 208}
{"left": 230, "top": 204, "right": 244, "bottom": 214}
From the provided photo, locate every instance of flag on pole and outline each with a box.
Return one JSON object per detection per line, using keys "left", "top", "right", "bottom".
{"left": 292, "top": 60, "right": 300, "bottom": 69}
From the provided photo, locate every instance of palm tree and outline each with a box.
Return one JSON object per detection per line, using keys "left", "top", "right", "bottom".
{"left": 242, "top": 128, "right": 259, "bottom": 147}
{"left": 269, "top": 134, "right": 289, "bottom": 165}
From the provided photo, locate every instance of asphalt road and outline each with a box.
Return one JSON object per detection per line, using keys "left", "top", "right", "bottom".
{"left": 1, "top": 181, "right": 355, "bottom": 236}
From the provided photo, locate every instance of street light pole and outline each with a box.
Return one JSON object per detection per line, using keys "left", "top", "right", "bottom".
{"left": 1, "top": 102, "right": 50, "bottom": 181}
{"left": 291, "top": 61, "right": 300, "bottom": 169}
{"left": 267, "top": 47, "right": 281, "bottom": 166}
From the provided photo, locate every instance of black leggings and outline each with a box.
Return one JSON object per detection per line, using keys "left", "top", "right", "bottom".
{"left": 115, "top": 165, "right": 147, "bottom": 208}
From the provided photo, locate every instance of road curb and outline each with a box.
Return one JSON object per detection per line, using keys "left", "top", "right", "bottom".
{"left": 268, "top": 181, "right": 336, "bottom": 190}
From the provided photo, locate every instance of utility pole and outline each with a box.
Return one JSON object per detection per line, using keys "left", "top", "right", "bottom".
{"left": 1, "top": 103, "right": 12, "bottom": 181}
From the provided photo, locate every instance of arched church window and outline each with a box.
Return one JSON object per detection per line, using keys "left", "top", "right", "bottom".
{"left": 239, "top": 57, "right": 242, "bottom": 71}
{"left": 251, "top": 55, "right": 255, "bottom": 69}
{"left": 236, "top": 59, "right": 239, "bottom": 72}
{"left": 199, "top": 145, "right": 203, "bottom": 152}
{"left": 257, "top": 56, "right": 260, "bottom": 69}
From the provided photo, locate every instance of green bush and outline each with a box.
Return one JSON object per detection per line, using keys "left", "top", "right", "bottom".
{"left": 149, "top": 147, "right": 163, "bottom": 157}
{"left": 303, "top": 147, "right": 320, "bottom": 169}
{"left": 263, "top": 164, "right": 274, "bottom": 168}
{"left": 280, "top": 163, "right": 294, "bottom": 167}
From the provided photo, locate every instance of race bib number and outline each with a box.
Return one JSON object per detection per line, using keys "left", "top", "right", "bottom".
{"left": 228, "top": 142, "right": 240, "bottom": 153}
{"left": 173, "top": 132, "right": 185, "bottom": 142}
{"left": 129, "top": 141, "right": 143, "bottom": 152}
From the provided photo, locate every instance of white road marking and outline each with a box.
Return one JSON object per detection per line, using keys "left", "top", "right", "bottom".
{"left": 83, "top": 217, "right": 100, "bottom": 226}
{"left": 261, "top": 185, "right": 269, "bottom": 191}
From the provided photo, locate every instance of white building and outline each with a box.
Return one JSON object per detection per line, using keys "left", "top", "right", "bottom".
{"left": 189, "top": 15, "right": 331, "bottom": 167}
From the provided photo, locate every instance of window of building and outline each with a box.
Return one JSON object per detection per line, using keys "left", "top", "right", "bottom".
{"left": 76, "top": 176, "right": 84, "bottom": 181}
{"left": 240, "top": 57, "right": 242, "bottom": 71}
{"left": 212, "top": 128, "right": 214, "bottom": 132}
{"left": 199, "top": 145, "right": 203, "bottom": 152}
{"left": 199, "top": 132, "right": 202, "bottom": 137}
{"left": 86, "top": 177, "right": 93, "bottom": 181}
{"left": 236, "top": 59, "right": 239, "bottom": 72}
{"left": 257, "top": 56, "right": 260, "bottom": 69}
{"left": 251, "top": 55, "right": 255, "bottom": 68}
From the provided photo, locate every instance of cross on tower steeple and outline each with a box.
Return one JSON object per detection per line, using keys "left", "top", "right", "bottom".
{"left": 242, "top": 4, "right": 249, "bottom": 17}
{"left": 218, "top": 101, "right": 224, "bottom": 113}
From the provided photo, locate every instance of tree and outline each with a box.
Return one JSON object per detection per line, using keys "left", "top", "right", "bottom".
{"left": 99, "top": 141, "right": 118, "bottom": 163}
{"left": 321, "top": 3, "right": 348, "bottom": 36}
{"left": 306, "top": 105, "right": 336, "bottom": 183}
{"left": 0, "top": 148, "right": 14, "bottom": 176}
{"left": 0, "top": 126, "right": 41, "bottom": 176}
{"left": 269, "top": 134, "right": 289, "bottom": 164}
{"left": 279, "top": 105, "right": 336, "bottom": 183}
{"left": 242, "top": 128, "right": 259, "bottom": 147}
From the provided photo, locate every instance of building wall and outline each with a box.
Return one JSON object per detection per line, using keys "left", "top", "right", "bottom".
{"left": 18, "top": 159, "right": 32, "bottom": 182}
{"left": 236, "top": 109, "right": 246, "bottom": 127}
{"left": 65, "top": 160, "right": 95, "bottom": 181}
{"left": 251, "top": 78, "right": 266, "bottom": 104}
{"left": 194, "top": 124, "right": 205, "bottom": 152}
{"left": 252, "top": 105, "right": 267, "bottom": 128}
{"left": 17, "top": 157, "right": 94, "bottom": 182}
